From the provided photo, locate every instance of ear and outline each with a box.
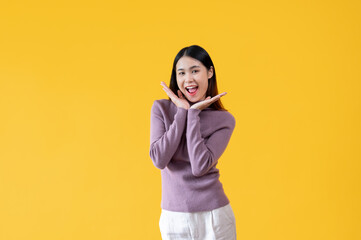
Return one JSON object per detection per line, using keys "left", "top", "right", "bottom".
{"left": 208, "top": 66, "right": 214, "bottom": 79}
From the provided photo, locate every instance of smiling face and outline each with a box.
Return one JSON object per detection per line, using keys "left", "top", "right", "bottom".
{"left": 176, "top": 56, "right": 213, "bottom": 103}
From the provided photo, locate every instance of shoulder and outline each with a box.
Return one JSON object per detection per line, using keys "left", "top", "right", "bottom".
{"left": 219, "top": 110, "right": 236, "bottom": 128}
{"left": 204, "top": 109, "right": 236, "bottom": 129}
{"left": 152, "top": 99, "right": 171, "bottom": 109}
{"left": 151, "top": 99, "right": 176, "bottom": 114}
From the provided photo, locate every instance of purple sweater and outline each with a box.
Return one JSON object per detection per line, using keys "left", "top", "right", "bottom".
{"left": 149, "top": 99, "right": 236, "bottom": 212}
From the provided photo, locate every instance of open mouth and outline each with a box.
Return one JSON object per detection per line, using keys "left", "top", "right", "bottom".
{"left": 186, "top": 86, "right": 198, "bottom": 96}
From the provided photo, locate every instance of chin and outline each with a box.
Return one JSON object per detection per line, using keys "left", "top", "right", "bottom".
{"left": 185, "top": 98, "right": 196, "bottom": 103}
{"left": 187, "top": 97, "right": 202, "bottom": 103}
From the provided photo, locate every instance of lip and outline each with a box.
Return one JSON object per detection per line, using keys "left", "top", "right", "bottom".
{"left": 186, "top": 87, "right": 198, "bottom": 96}
{"left": 185, "top": 85, "right": 198, "bottom": 88}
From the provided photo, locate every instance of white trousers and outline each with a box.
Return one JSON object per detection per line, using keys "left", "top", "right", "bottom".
{"left": 159, "top": 204, "right": 237, "bottom": 240}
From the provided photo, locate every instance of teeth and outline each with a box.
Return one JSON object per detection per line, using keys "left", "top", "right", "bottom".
{"left": 186, "top": 86, "right": 197, "bottom": 89}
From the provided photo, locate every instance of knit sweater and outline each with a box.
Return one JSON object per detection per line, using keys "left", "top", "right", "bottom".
{"left": 149, "top": 99, "right": 236, "bottom": 212}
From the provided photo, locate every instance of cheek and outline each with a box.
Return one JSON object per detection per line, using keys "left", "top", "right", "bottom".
{"left": 200, "top": 81, "right": 208, "bottom": 91}
{"left": 176, "top": 79, "right": 184, "bottom": 89}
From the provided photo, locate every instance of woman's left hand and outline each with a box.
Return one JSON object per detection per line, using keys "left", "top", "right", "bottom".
{"left": 190, "top": 92, "right": 227, "bottom": 110}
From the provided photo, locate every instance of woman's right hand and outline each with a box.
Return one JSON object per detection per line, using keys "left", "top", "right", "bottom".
{"left": 161, "top": 81, "right": 190, "bottom": 110}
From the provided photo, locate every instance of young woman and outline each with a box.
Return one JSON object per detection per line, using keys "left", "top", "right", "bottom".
{"left": 149, "top": 45, "right": 237, "bottom": 239}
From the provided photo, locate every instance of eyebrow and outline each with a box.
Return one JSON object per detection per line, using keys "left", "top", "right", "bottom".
{"left": 177, "top": 65, "right": 200, "bottom": 71}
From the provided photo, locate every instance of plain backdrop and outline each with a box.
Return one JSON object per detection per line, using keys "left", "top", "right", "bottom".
{"left": 0, "top": 1, "right": 360, "bottom": 239}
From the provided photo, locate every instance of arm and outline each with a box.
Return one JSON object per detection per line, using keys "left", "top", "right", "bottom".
{"left": 149, "top": 100, "right": 187, "bottom": 169}
{"left": 186, "top": 109, "right": 235, "bottom": 177}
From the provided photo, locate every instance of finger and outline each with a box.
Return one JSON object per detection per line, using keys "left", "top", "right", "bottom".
{"left": 161, "top": 82, "right": 175, "bottom": 95}
{"left": 162, "top": 87, "right": 180, "bottom": 104}
{"left": 161, "top": 82, "right": 169, "bottom": 93}
{"left": 163, "top": 87, "right": 178, "bottom": 99}
{"left": 161, "top": 82, "right": 178, "bottom": 98}
{"left": 160, "top": 81, "right": 169, "bottom": 89}
{"left": 207, "top": 94, "right": 224, "bottom": 104}
{"left": 161, "top": 85, "right": 173, "bottom": 95}
{"left": 216, "top": 92, "right": 227, "bottom": 97}
{"left": 210, "top": 92, "right": 227, "bottom": 101}
{"left": 177, "top": 90, "right": 184, "bottom": 99}
{"left": 160, "top": 82, "right": 173, "bottom": 94}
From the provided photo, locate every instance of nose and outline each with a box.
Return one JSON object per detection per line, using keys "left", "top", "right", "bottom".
{"left": 185, "top": 73, "right": 194, "bottom": 83}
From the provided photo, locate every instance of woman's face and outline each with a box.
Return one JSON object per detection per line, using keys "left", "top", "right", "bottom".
{"left": 175, "top": 56, "right": 213, "bottom": 103}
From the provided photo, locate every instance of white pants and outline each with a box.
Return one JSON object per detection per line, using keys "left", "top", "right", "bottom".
{"left": 159, "top": 204, "right": 237, "bottom": 240}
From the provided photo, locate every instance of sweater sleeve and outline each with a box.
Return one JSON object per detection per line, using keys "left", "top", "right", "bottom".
{"left": 149, "top": 100, "right": 187, "bottom": 169}
{"left": 186, "top": 108, "right": 236, "bottom": 177}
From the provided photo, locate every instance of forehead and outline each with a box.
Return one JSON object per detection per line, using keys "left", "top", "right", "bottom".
{"left": 176, "top": 56, "right": 203, "bottom": 70}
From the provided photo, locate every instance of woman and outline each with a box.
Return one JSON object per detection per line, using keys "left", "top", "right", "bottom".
{"left": 149, "top": 45, "right": 237, "bottom": 239}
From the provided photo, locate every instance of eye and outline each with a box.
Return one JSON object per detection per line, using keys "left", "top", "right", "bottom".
{"left": 192, "top": 70, "right": 199, "bottom": 73}
{"left": 178, "top": 72, "right": 184, "bottom": 75}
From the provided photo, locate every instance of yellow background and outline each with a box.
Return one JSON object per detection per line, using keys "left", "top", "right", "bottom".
{"left": 0, "top": 0, "right": 360, "bottom": 239}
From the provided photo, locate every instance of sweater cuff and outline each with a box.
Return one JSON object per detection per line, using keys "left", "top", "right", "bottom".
{"left": 188, "top": 108, "right": 201, "bottom": 116}
{"left": 176, "top": 106, "right": 188, "bottom": 113}
{"left": 175, "top": 106, "right": 188, "bottom": 118}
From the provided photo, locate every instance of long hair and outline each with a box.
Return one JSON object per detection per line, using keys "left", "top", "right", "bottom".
{"left": 169, "top": 45, "right": 226, "bottom": 111}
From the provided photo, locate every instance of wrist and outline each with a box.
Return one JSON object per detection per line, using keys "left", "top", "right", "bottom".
{"left": 189, "top": 107, "right": 201, "bottom": 113}
{"left": 178, "top": 105, "right": 189, "bottom": 110}
{"left": 190, "top": 106, "right": 202, "bottom": 110}
{"left": 178, "top": 103, "right": 189, "bottom": 110}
